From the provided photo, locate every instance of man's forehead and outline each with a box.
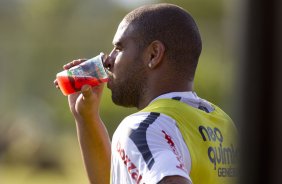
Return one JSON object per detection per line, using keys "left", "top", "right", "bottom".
{"left": 112, "top": 21, "right": 136, "bottom": 45}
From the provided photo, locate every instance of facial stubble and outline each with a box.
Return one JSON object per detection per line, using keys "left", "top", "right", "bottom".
{"left": 110, "top": 55, "right": 148, "bottom": 108}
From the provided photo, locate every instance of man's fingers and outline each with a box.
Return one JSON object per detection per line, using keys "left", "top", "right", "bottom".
{"left": 55, "top": 58, "right": 86, "bottom": 91}
{"left": 81, "top": 84, "right": 104, "bottom": 100}
{"left": 63, "top": 59, "right": 87, "bottom": 70}
{"left": 53, "top": 79, "right": 60, "bottom": 89}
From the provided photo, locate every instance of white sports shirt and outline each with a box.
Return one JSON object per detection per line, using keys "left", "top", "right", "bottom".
{"left": 111, "top": 92, "right": 214, "bottom": 184}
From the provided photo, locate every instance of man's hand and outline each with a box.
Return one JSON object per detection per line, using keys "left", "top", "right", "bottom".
{"left": 68, "top": 83, "right": 104, "bottom": 121}
{"left": 54, "top": 58, "right": 104, "bottom": 121}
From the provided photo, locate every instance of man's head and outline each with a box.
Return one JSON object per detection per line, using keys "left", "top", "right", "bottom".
{"left": 105, "top": 3, "right": 202, "bottom": 108}
{"left": 123, "top": 3, "right": 202, "bottom": 80}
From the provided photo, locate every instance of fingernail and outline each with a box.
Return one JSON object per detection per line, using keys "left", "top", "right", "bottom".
{"left": 81, "top": 85, "right": 91, "bottom": 97}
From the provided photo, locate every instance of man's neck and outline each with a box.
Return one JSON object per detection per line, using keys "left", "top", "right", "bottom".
{"left": 137, "top": 81, "right": 193, "bottom": 110}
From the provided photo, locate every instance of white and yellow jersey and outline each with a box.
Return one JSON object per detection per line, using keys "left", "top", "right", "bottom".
{"left": 111, "top": 92, "right": 237, "bottom": 184}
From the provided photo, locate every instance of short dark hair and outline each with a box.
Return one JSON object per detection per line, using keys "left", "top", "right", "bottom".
{"left": 124, "top": 3, "right": 202, "bottom": 80}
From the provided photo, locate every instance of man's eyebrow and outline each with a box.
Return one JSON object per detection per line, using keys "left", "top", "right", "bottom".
{"left": 113, "top": 41, "right": 123, "bottom": 46}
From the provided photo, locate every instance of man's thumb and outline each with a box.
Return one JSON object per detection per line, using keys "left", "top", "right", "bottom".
{"left": 81, "top": 85, "right": 92, "bottom": 98}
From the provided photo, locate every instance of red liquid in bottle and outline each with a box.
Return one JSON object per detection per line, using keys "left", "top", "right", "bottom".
{"left": 57, "top": 75, "right": 108, "bottom": 96}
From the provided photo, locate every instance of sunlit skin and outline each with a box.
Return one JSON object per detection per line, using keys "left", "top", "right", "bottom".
{"left": 54, "top": 18, "right": 193, "bottom": 184}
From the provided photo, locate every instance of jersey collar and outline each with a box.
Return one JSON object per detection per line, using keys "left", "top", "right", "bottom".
{"left": 150, "top": 91, "right": 214, "bottom": 113}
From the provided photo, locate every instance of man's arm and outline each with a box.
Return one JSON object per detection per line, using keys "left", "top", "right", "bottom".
{"left": 157, "top": 176, "right": 192, "bottom": 184}
{"left": 71, "top": 85, "right": 111, "bottom": 184}
{"left": 58, "top": 59, "right": 111, "bottom": 184}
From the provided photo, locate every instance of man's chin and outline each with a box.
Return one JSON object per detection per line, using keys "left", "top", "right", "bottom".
{"left": 111, "top": 96, "right": 136, "bottom": 108}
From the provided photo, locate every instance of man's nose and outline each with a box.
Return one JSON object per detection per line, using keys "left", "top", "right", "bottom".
{"left": 104, "top": 51, "right": 116, "bottom": 70}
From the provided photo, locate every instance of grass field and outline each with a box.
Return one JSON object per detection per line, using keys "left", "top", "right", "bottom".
{"left": 0, "top": 135, "right": 88, "bottom": 184}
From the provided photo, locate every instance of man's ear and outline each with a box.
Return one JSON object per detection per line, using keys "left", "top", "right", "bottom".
{"left": 146, "top": 40, "right": 165, "bottom": 69}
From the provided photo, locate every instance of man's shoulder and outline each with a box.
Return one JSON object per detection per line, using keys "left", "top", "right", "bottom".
{"left": 121, "top": 111, "right": 156, "bottom": 127}
{"left": 121, "top": 111, "right": 178, "bottom": 127}
{"left": 113, "top": 111, "right": 178, "bottom": 141}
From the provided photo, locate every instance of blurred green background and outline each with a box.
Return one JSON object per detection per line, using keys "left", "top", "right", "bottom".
{"left": 0, "top": 0, "right": 238, "bottom": 183}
